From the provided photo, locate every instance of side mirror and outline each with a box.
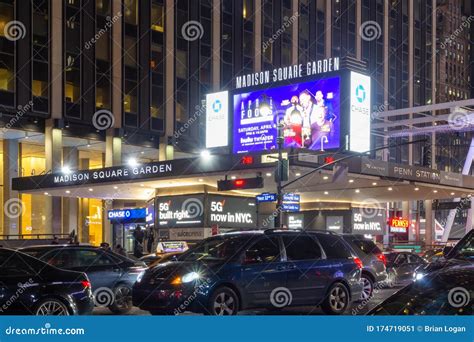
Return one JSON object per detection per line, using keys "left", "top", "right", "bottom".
{"left": 442, "top": 246, "right": 453, "bottom": 257}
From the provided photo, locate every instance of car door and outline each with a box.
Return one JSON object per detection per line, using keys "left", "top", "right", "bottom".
{"left": 393, "top": 253, "right": 412, "bottom": 281}
{"left": 281, "top": 235, "right": 328, "bottom": 305}
{"left": 0, "top": 251, "right": 40, "bottom": 314}
{"left": 239, "top": 236, "right": 288, "bottom": 308}
{"left": 406, "top": 253, "right": 426, "bottom": 275}
{"left": 67, "top": 249, "right": 122, "bottom": 292}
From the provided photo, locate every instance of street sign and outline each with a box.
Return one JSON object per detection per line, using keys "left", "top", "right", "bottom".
{"left": 283, "top": 193, "right": 300, "bottom": 202}
{"left": 282, "top": 203, "right": 300, "bottom": 212}
{"left": 256, "top": 193, "right": 277, "bottom": 203}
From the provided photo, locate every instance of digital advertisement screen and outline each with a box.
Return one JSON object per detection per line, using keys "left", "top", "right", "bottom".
{"left": 233, "top": 76, "right": 341, "bottom": 154}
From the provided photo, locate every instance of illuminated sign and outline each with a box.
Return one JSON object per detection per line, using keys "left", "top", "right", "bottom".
{"left": 256, "top": 193, "right": 277, "bottom": 203}
{"left": 288, "top": 214, "right": 304, "bottom": 229}
{"left": 352, "top": 208, "right": 385, "bottom": 235}
{"left": 389, "top": 217, "right": 409, "bottom": 233}
{"left": 235, "top": 57, "right": 340, "bottom": 89}
{"left": 107, "top": 208, "right": 146, "bottom": 222}
{"left": 205, "top": 91, "right": 229, "bottom": 148}
{"left": 349, "top": 71, "right": 371, "bottom": 152}
{"left": 233, "top": 76, "right": 341, "bottom": 154}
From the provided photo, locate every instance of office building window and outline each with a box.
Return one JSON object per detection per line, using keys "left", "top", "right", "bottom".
{"left": 64, "top": 0, "right": 81, "bottom": 118}
{"left": 32, "top": 0, "right": 49, "bottom": 113}
{"left": 0, "top": 0, "right": 15, "bottom": 108}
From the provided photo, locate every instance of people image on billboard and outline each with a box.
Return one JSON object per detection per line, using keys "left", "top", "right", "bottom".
{"left": 233, "top": 76, "right": 340, "bottom": 154}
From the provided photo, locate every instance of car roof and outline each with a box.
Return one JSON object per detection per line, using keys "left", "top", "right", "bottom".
{"left": 19, "top": 244, "right": 94, "bottom": 250}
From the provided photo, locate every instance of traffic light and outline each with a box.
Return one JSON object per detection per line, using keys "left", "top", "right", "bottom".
{"left": 217, "top": 176, "right": 264, "bottom": 191}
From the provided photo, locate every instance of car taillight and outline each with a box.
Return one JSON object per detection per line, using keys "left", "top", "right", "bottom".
{"left": 81, "top": 280, "right": 91, "bottom": 289}
{"left": 353, "top": 257, "right": 363, "bottom": 269}
{"left": 376, "top": 253, "right": 387, "bottom": 266}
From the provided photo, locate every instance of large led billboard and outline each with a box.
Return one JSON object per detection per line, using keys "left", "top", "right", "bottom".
{"left": 233, "top": 76, "right": 341, "bottom": 154}
{"left": 205, "top": 91, "right": 229, "bottom": 148}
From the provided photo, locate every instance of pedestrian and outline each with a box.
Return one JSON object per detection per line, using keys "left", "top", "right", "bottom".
{"left": 51, "top": 236, "right": 59, "bottom": 245}
{"left": 115, "top": 244, "right": 127, "bottom": 256}
{"left": 100, "top": 242, "right": 111, "bottom": 251}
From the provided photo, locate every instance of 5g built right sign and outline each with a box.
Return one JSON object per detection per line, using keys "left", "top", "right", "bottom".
{"left": 349, "top": 71, "right": 371, "bottom": 153}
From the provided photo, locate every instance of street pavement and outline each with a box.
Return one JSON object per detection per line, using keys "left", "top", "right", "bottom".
{"left": 93, "top": 287, "right": 399, "bottom": 316}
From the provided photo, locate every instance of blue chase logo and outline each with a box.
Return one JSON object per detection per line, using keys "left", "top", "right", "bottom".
{"left": 212, "top": 99, "right": 222, "bottom": 112}
{"left": 355, "top": 84, "right": 366, "bottom": 103}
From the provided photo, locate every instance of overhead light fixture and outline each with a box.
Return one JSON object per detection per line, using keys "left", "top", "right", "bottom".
{"left": 140, "top": 184, "right": 144, "bottom": 187}
{"left": 372, "top": 182, "right": 377, "bottom": 186}
{"left": 266, "top": 173, "right": 272, "bottom": 177}
{"left": 198, "top": 178, "right": 204, "bottom": 182}
{"left": 414, "top": 187, "right": 419, "bottom": 191}
{"left": 348, "top": 179, "right": 354, "bottom": 183}
{"left": 433, "top": 190, "right": 438, "bottom": 193}
{"left": 388, "top": 187, "right": 393, "bottom": 191}
{"left": 113, "top": 186, "right": 118, "bottom": 190}
{"left": 88, "top": 188, "right": 93, "bottom": 192}
{"left": 295, "top": 173, "right": 301, "bottom": 177}
{"left": 450, "top": 192, "right": 455, "bottom": 196}
{"left": 324, "top": 191, "right": 329, "bottom": 195}
{"left": 62, "top": 165, "right": 71, "bottom": 174}
{"left": 355, "top": 189, "right": 360, "bottom": 193}
{"left": 127, "top": 158, "right": 139, "bottom": 167}
{"left": 323, "top": 176, "right": 329, "bottom": 180}
{"left": 231, "top": 176, "right": 236, "bottom": 180}
{"left": 65, "top": 190, "right": 71, "bottom": 194}
{"left": 44, "top": 192, "right": 49, "bottom": 196}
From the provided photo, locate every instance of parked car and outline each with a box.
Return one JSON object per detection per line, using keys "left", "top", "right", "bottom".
{"left": 342, "top": 235, "right": 387, "bottom": 300}
{"left": 19, "top": 245, "right": 146, "bottom": 314}
{"left": 384, "top": 252, "right": 426, "bottom": 287}
{"left": 369, "top": 263, "right": 473, "bottom": 315}
{"left": 0, "top": 248, "right": 94, "bottom": 315}
{"left": 414, "top": 229, "right": 474, "bottom": 280}
{"left": 133, "top": 230, "right": 363, "bottom": 315}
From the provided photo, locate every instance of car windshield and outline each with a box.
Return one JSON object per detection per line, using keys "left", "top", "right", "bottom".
{"left": 371, "top": 269, "right": 474, "bottom": 315}
{"left": 178, "top": 236, "right": 248, "bottom": 262}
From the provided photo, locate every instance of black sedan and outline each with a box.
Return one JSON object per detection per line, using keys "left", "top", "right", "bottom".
{"left": 369, "top": 263, "right": 473, "bottom": 315}
{"left": 0, "top": 248, "right": 94, "bottom": 315}
{"left": 20, "top": 245, "right": 146, "bottom": 314}
{"left": 414, "top": 229, "right": 474, "bottom": 280}
{"left": 384, "top": 252, "right": 426, "bottom": 287}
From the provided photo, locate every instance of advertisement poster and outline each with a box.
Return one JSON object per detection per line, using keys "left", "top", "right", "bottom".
{"left": 233, "top": 76, "right": 341, "bottom": 154}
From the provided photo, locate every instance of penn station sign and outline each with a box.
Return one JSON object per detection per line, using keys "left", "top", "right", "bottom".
{"left": 235, "top": 57, "right": 340, "bottom": 89}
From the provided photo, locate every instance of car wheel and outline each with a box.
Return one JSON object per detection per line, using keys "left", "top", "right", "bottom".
{"left": 359, "top": 274, "right": 374, "bottom": 301}
{"left": 321, "top": 282, "right": 349, "bottom": 315}
{"left": 108, "top": 285, "right": 132, "bottom": 314}
{"left": 35, "top": 298, "right": 70, "bottom": 316}
{"left": 207, "top": 287, "right": 239, "bottom": 316}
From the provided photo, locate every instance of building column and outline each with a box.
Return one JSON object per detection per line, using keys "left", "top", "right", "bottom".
{"left": 62, "top": 147, "right": 78, "bottom": 235}
{"left": 407, "top": 0, "right": 414, "bottom": 164}
{"left": 254, "top": 0, "right": 262, "bottom": 72}
{"left": 212, "top": 0, "right": 222, "bottom": 87}
{"left": 45, "top": 120, "right": 63, "bottom": 235}
{"left": 291, "top": 0, "right": 298, "bottom": 65}
{"left": 324, "top": 0, "right": 332, "bottom": 58}
{"left": 78, "top": 158, "right": 90, "bottom": 242}
{"left": 355, "top": 0, "right": 362, "bottom": 60}
{"left": 160, "top": 0, "right": 175, "bottom": 162}
{"left": 104, "top": 132, "right": 121, "bottom": 245}
{"left": 2, "top": 140, "right": 19, "bottom": 235}
{"left": 424, "top": 199, "right": 434, "bottom": 247}
{"left": 382, "top": 0, "right": 389, "bottom": 161}
{"left": 402, "top": 201, "right": 415, "bottom": 242}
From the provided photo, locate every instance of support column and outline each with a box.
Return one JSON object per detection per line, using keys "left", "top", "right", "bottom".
{"left": 407, "top": 0, "right": 414, "bottom": 164}
{"left": 324, "top": 0, "right": 332, "bottom": 58}
{"left": 212, "top": 0, "right": 222, "bottom": 87}
{"left": 160, "top": 0, "right": 175, "bottom": 162}
{"left": 355, "top": 0, "right": 362, "bottom": 60}
{"left": 78, "top": 158, "right": 90, "bottom": 242}
{"left": 402, "top": 201, "right": 414, "bottom": 242}
{"left": 254, "top": 0, "right": 262, "bottom": 72}
{"left": 424, "top": 199, "right": 434, "bottom": 247}
{"left": 105, "top": 131, "right": 122, "bottom": 167}
{"left": 62, "top": 147, "right": 78, "bottom": 235}
{"left": 45, "top": 120, "right": 63, "bottom": 235}
{"left": 2, "top": 140, "right": 19, "bottom": 235}
{"left": 291, "top": 0, "right": 298, "bottom": 65}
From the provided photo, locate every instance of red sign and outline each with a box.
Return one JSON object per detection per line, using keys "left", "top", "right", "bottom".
{"left": 389, "top": 217, "right": 409, "bottom": 233}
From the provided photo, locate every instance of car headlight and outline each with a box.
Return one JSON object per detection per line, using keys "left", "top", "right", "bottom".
{"left": 414, "top": 272, "right": 425, "bottom": 281}
{"left": 136, "top": 271, "right": 145, "bottom": 283}
{"left": 181, "top": 272, "right": 201, "bottom": 283}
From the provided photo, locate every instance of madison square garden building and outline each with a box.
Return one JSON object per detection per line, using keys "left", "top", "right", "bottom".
{"left": 0, "top": 0, "right": 473, "bottom": 251}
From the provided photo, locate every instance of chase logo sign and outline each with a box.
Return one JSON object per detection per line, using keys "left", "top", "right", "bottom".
{"left": 355, "top": 84, "right": 366, "bottom": 103}
{"left": 212, "top": 99, "right": 222, "bottom": 112}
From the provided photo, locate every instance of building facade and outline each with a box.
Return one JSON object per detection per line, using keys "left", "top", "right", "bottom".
{"left": 0, "top": 0, "right": 473, "bottom": 244}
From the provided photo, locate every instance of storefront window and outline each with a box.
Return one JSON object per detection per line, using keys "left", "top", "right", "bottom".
{"left": 87, "top": 198, "right": 103, "bottom": 246}
{"left": 20, "top": 143, "right": 47, "bottom": 236}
